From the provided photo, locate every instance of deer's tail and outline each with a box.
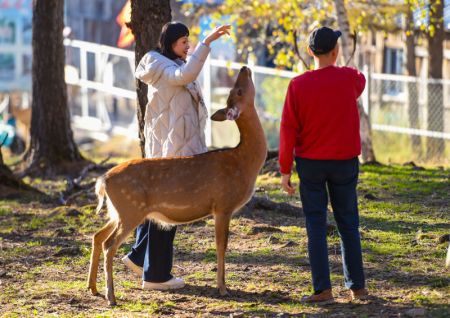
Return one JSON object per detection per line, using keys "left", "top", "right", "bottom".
{"left": 95, "top": 176, "right": 106, "bottom": 214}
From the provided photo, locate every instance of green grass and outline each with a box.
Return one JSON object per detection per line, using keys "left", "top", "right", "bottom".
{"left": 0, "top": 163, "right": 448, "bottom": 317}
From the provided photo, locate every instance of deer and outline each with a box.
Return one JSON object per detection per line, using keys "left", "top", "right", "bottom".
{"left": 87, "top": 66, "right": 267, "bottom": 305}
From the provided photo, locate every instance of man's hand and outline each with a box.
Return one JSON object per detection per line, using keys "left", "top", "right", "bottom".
{"left": 281, "top": 173, "right": 296, "bottom": 195}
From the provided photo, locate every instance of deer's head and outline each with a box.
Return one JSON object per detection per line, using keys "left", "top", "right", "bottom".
{"left": 211, "top": 66, "right": 255, "bottom": 122}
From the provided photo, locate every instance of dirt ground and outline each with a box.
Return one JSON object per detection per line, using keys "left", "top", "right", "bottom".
{"left": 0, "top": 162, "right": 449, "bottom": 317}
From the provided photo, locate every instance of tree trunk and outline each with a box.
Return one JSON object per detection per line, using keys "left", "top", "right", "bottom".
{"left": 426, "top": 0, "right": 445, "bottom": 161}
{"left": 128, "top": 0, "right": 172, "bottom": 158}
{"left": 24, "top": 0, "right": 86, "bottom": 177}
{"left": 405, "top": 3, "right": 422, "bottom": 159}
{"left": 334, "top": 0, "right": 376, "bottom": 163}
{"left": 0, "top": 146, "right": 39, "bottom": 197}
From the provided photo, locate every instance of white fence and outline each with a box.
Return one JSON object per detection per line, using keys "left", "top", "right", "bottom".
{"left": 369, "top": 73, "right": 450, "bottom": 139}
{"left": 63, "top": 39, "right": 303, "bottom": 146}
{"left": 63, "top": 40, "right": 449, "bottom": 161}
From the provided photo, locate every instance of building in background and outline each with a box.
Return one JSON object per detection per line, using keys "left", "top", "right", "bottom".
{"left": 64, "top": 0, "right": 124, "bottom": 47}
{"left": 0, "top": 0, "right": 32, "bottom": 93}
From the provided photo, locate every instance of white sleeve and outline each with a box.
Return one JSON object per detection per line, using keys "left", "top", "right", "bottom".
{"left": 161, "top": 42, "right": 211, "bottom": 86}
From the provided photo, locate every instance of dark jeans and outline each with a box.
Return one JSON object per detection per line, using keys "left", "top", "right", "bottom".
{"left": 295, "top": 157, "right": 365, "bottom": 292}
{"left": 127, "top": 220, "right": 177, "bottom": 283}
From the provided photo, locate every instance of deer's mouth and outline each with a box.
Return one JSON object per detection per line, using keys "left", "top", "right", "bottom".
{"left": 226, "top": 106, "right": 241, "bottom": 121}
{"left": 239, "top": 66, "right": 252, "bottom": 77}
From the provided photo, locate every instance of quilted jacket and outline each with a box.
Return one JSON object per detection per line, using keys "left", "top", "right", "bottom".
{"left": 135, "top": 43, "right": 211, "bottom": 158}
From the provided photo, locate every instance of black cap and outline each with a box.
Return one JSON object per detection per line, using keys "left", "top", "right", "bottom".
{"left": 308, "top": 27, "right": 342, "bottom": 55}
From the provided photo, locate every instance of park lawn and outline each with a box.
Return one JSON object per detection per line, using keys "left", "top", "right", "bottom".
{"left": 0, "top": 162, "right": 449, "bottom": 317}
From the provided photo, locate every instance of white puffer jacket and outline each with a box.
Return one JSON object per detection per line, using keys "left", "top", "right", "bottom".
{"left": 135, "top": 43, "right": 211, "bottom": 158}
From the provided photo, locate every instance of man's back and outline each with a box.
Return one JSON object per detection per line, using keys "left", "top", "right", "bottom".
{"left": 279, "top": 27, "right": 368, "bottom": 303}
{"left": 279, "top": 65, "right": 365, "bottom": 174}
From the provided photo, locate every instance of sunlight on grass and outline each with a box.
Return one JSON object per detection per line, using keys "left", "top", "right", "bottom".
{"left": 0, "top": 207, "right": 10, "bottom": 217}
{"left": 0, "top": 163, "right": 448, "bottom": 316}
{"left": 120, "top": 280, "right": 136, "bottom": 289}
{"left": 26, "top": 216, "right": 48, "bottom": 230}
{"left": 34, "top": 279, "right": 86, "bottom": 293}
{"left": 120, "top": 300, "right": 160, "bottom": 313}
{"left": 279, "top": 301, "right": 309, "bottom": 312}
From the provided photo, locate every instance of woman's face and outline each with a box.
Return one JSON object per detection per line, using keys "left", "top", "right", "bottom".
{"left": 172, "top": 36, "right": 190, "bottom": 60}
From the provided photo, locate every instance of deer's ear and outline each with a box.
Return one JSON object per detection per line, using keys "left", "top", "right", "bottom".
{"left": 211, "top": 108, "right": 228, "bottom": 121}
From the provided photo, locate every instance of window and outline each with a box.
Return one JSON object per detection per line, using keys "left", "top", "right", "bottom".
{"left": 384, "top": 47, "right": 404, "bottom": 74}
{"left": 383, "top": 47, "right": 404, "bottom": 96}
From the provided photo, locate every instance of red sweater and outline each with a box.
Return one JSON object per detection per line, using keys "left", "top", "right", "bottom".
{"left": 279, "top": 65, "right": 366, "bottom": 174}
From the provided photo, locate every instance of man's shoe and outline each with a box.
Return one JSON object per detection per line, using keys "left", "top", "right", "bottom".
{"left": 142, "top": 277, "right": 185, "bottom": 290}
{"left": 350, "top": 288, "right": 369, "bottom": 300}
{"left": 122, "top": 255, "right": 143, "bottom": 277}
{"left": 301, "top": 289, "right": 334, "bottom": 305}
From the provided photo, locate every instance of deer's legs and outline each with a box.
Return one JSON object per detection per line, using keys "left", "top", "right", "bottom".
{"left": 103, "top": 219, "right": 142, "bottom": 306}
{"left": 87, "top": 220, "right": 116, "bottom": 295}
{"left": 214, "top": 213, "right": 231, "bottom": 296}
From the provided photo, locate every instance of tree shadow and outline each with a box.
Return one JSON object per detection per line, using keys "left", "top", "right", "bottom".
{"left": 173, "top": 283, "right": 297, "bottom": 304}
{"left": 360, "top": 214, "right": 450, "bottom": 234}
{"left": 359, "top": 164, "right": 450, "bottom": 203}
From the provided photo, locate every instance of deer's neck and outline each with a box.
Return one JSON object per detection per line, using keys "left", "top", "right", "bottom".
{"left": 235, "top": 105, "right": 267, "bottom": 165}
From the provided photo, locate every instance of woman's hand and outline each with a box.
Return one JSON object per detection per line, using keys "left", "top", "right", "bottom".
{"left": 203, "top": 25, "right": 231, "bottom": 46}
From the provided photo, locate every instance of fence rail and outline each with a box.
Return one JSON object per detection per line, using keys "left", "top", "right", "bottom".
{"left": 59, "top": 39, "right": 450, "bottom": 163}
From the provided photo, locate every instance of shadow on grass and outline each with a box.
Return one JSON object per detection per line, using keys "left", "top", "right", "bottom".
{"left": 360, "top": 164, "right": 450, "bottom": 199}
{"left": 360, "top": 214, "right": 450, "bottom": 234}
{"left": 0, "top": 191, "right": 50, "bottom": 204}
{"left": 174, "top": 283, "right": 296, "bottom": 304}
{"left": 110, "top": 286, "right": 449, "bottom": 318}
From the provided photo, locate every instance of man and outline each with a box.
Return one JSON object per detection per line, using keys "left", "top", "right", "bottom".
{"left": 279, "top": 26, "right": 368, "bottom": 304}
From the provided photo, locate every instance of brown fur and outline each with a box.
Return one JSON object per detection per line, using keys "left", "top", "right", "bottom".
{"left": 87, "top": 67, "right": 267, "bottom": 305}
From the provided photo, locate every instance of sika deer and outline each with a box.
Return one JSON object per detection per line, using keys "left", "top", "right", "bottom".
{"left": 87, "top": 66, "right": 267, "bottom": 305}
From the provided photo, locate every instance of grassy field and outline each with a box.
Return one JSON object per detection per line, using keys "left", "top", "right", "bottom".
{"left": 0, "top": 159, "right": 449, "bottom": 317}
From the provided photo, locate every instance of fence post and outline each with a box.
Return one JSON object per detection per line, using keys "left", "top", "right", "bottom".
{"left": 80, "top": 47, "right": 89, "bottom": 118}
{"left": 362, "top": 64, "right": 370, "bottom": 116}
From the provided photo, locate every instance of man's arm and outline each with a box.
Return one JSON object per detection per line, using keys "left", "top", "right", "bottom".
{"left": 279, "top": 81, "right": 300, "bottom": 195}
{"left": 354, "top": 69, "right": 366, "bottom": 98}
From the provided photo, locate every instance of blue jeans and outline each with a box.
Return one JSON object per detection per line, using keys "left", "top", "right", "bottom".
{"left": 295, "top": 157, "right": 365, "bottom": 292}
{"left": 127, "top": 220, "right": 176, "bottom": 283}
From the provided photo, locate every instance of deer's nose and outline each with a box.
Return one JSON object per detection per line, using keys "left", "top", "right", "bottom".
{"left": 240, "top": 66, "right": 251, "bottom": 74}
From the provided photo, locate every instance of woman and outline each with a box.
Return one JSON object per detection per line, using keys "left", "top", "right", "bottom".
{"left": 122, "top": 22, "right": 231, "bottom": 290}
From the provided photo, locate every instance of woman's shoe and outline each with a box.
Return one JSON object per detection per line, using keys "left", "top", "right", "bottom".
{"left": 142, "top": 277, "right": 185, "bottom": 290}
{"left": 121, "top": 255, "right": 143, "bottom": 277}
